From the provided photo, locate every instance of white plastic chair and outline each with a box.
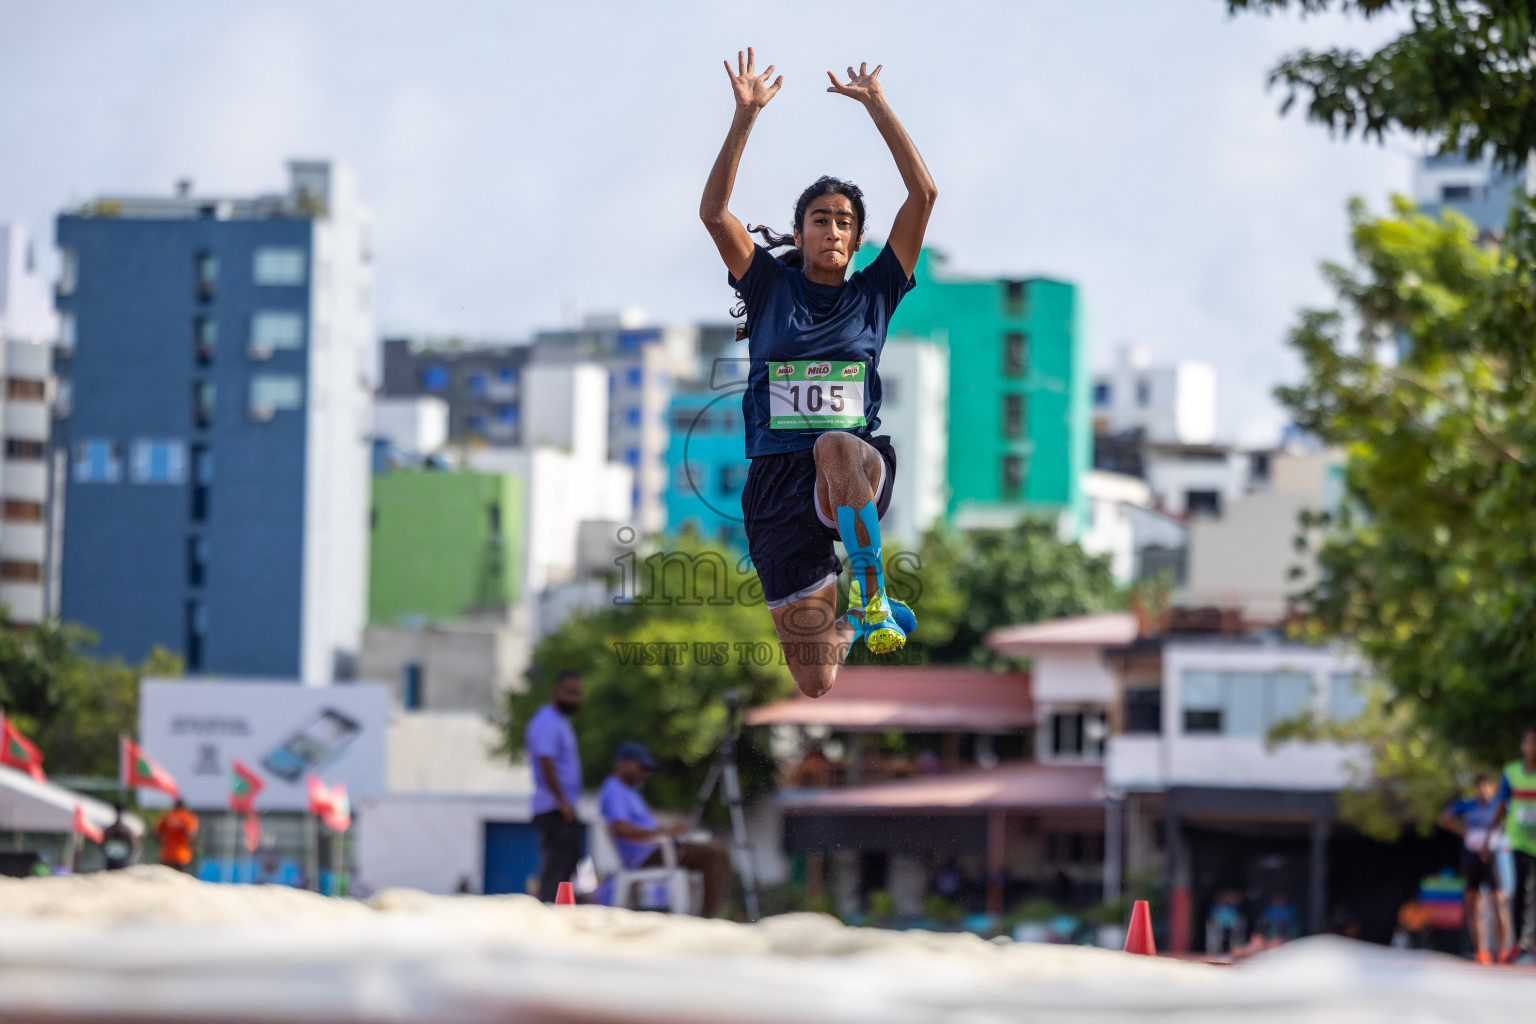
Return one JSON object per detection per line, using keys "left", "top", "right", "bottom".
{"left": 609, "top": 835, "right": 694, "bottom": 914}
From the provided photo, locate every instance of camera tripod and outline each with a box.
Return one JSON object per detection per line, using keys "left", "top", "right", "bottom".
{"left": 686, "top": 689, "right": 761, "bottom": 921}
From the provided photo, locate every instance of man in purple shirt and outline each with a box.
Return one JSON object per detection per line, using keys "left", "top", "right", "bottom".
{"left": 599, "top": 740, "right": 732, "bottom": 917}
{"left": 526, "top": 671, "right": 585, "bottom": 902}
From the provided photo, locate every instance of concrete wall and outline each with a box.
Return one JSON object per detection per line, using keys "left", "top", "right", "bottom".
{"left": 0, "top": 337, "right": 52, "bottom": 623}
{"left": 1185, "top": 492, "right": 1316, "bottom": 623}
{"left": 1092, "top": 347, "right": 1216, "bottom": 446}
{"left": 360, "top": 616, "right": 528, "bottom": 713}
{"left": 373, "top": 396, "right": 448, "bottom": 455}
{"left": 355, "top": 793, "right": 531, "bottom": 895}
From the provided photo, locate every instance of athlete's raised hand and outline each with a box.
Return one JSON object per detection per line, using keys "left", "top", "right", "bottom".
{"left": 725, "top": 47, "right": 782, "bottom": 111}
{"left": 827, "top": 62, "right": 883, "bottom": 105}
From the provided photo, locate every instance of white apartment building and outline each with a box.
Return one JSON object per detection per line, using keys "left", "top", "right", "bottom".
{"left": 876, "top": 332, "right": 949, "bottom": 547}
{"left": 0, "top": 223, "right": 59, "bottom": 625}
{"left": 533, "top": 312, "right": 699, "bottom": 536}
{"left": 1093, "top": 345, "right": 1216, "bottom": 446}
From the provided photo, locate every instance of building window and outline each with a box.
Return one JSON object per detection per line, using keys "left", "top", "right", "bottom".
{"left": 1123, "top": 688, "right": 1162, "bottom": 734}
{"left": 625, "top": 407, "right": 641, "bottom": 428}
{"left": 188, "top": 535, "right": 209, "bottom": 587}
{"left": 194, "top": 316, "right": 217, "bottom": 365}
{"left": 468, "top": 373, "right": 487, "bottom": 397}
{"left": 421, "top": 365, "right": 449, "bottom": 392}
{"left": 499, "top": 366, "right": 518, "bottom": 385}
{"left": 1003, "top": 393, "right": 1025, "bottom": 439}
{"left": 1442, "top": 183, "right": 1476, "bottom": 201}
{"left": 194, "top": 380, "right": 216, "bottom": 428}
{"left": 74, "top": 440, "right": 121, "bottom": 483}
{"left": 1329, "top": 673, "right": 1369, "bottom": 722}
{"left": 718, "top": 463, "right": 747, "bottom": 496}
{"left": 1185, "top": 490, "right": 1221, "bottom": 517}
{"left": 1136, "top": 377, "right": 1151, "bottom": 407}
{"left": 130, "top": 440, "right": 188, "bottom": 484}
{"left": 1002, "top": 279, "right": 1026, "bottom": 316}
{"left": 497, "top": 404, "right": 518, "bottom": 424}
{"left": 1003, "top": 332, "right": 1027, "bottom": 377}
{"left": 185, "top": 600, "right": 207, "bottom": 672}
{"left": 58, "top": 248, "right": 78, "bottom": 296}
{"left": 624, "top": 447, "right": 640, "bottom": 467}
{"left": 626, "top": 367, "right": 643, "bottom": 388}
{"left": 6, "top": 439, "right": 46, "bottom": 460}
{"left": 0, "top": 560, "right": 41, "bottom": 582}
{"left": 2, "top": 500, "right": 43, "bottom": 522}
{"left": 1093, "top": 382, "right": 1111, "bottom": 407}
{"left": 191, "top": 444, "right": 212, "bottom": 521}
{"left": 195, "top": 251, "right": 218, "bottom": 300}
{"left": 1181, "top": 670, "right": 1314, "bottom": 736}
{"left": 5, "top": 378, "right": 45, "bottom": 401}
{"left": 674, "top": 463, "right": 700, "bottom": 494}
{"left": 250, "top": 375, "right": 302, "bottom": 420}
{"left": 402, "top": 664, "right": 423, "bottom": 710}
{"left": 466, "top": 413, "right": 486, "bottom": 434}
{"left": 630, "top": 485, "right": 641, "bottom": 509}
{"left": 1001, "top": 454, "right": 1025, "bottom": 497}
{"left": 1050, "top": 711, "right": 1106, "bottom": 758}
{"left": 671, "top": 409, "right": 695, "bottom": 433}
{"left": 250, "top": 311, "right": 304, "bottom": 357}
{"left": 58, "top": 311, "right": 77, "bottom": 352}
{"left": 253, "top": 247, "right": 307, "bottom": 285}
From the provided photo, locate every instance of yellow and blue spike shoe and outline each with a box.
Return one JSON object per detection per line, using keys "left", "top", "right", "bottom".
{"left": 849, "top": 578, "right": 917, "bottom": 636}
{"left": 861, "top": 585, "right": 907, "bottom": 655}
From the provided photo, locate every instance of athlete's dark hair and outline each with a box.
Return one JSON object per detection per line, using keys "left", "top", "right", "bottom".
{"left": 732, "top": 176, "right": 867, "bottom": 340}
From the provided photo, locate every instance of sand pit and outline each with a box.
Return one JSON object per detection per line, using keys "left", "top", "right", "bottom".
{"left": 0, "top": 868, "right": 1527, "bottom": 1023}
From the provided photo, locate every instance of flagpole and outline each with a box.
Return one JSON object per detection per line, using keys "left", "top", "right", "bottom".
{"left": 225, "top": 810, "right": 238, "bottom": 883}
{"left": 306, "top": 812, "right": 319, "bottom": 893}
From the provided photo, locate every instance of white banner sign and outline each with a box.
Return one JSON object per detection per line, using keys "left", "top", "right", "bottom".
{"left": 138, "top": 679, "right": 389, "bottom": 811}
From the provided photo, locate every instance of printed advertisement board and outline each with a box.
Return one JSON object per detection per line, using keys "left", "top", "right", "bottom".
{"left": 138, "top": 679, "right": 390, "bottom": 811}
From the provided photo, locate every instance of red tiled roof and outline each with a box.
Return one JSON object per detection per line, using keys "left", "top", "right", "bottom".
{"left": 780, "top": 762, "right": 1106, "bottom": 813}
{"left": 986, "top": 612, "right": 1138, "bottom": 654}
{"left": 744, "top": 667, "right": 1031, "bottom": 732}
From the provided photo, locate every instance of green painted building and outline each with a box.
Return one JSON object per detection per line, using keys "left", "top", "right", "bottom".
{"left": 856, "top": 245, "right": 1088, "bottom": 532}
{"left": 369, "top": 470, "right": 525, "bottom": 625}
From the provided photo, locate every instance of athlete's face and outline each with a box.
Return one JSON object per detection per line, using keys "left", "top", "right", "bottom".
{"left": 794, "top": 193, "right": 862, "bottom": 276}
{"left": 1522, "top": 729, "right": 1536, "bottom": 765}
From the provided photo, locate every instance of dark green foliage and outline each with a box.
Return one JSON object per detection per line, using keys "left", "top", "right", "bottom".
{"left": 1228, "top": 1, "right": 1536, "bottom": 169}
{"left": 0, "top": 617, "right": 181, "bottom": 778}
{"left": 890, "top": 520, "right": 1123, "bottom": 665}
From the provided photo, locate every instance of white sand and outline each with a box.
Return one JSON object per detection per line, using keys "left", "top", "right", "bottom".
{"left": 0, "top": 867, "right": 1526, "bottom": 1023}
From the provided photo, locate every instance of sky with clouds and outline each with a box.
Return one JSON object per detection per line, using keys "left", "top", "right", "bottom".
{"left": 0, "top": 0, "right": 1419, "bottom": 443}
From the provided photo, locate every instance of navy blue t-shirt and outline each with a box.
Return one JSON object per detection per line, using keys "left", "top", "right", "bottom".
{"left": 729, "top": 243, "right": 915, "bottom": 457}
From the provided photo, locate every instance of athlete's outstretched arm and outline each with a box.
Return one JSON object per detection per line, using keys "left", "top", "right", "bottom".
{"left": 701, "top": 47, "right": 783, "bottom": 281}
{"left": 828, "top": 63, "right": 937, "bottom": 278}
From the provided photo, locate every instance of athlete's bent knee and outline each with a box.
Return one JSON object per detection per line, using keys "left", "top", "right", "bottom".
{"left": 794, "top": 664, "right": 836, "bottom": 699}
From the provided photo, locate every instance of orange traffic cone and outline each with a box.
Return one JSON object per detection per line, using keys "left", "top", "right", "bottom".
{"left": 555, "top": 881, "right": 575, "bottom": 906}
{"left": 1124, "top": 899, "right": 1156, "bottom": 955}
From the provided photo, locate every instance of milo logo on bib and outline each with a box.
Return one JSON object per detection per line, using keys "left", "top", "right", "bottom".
{"left": 767, "top": 360, "right": 867, "bottom": 430}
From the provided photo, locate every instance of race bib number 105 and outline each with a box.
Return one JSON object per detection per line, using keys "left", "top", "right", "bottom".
{"left": 767, "top": 360, "right": 867, "bottom": 430}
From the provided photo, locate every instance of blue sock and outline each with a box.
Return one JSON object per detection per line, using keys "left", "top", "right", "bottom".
{"left": 835, "top": 501, "right": 884, "bottom": 605}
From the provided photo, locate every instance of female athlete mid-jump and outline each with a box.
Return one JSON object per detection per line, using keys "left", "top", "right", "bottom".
{"left": 700, "top": 49, "right": 937, "bottom": 699}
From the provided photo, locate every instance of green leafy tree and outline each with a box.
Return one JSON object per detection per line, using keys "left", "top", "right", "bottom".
{"left": 1279, "top": 196, "right": 1536, "bottom": 767}
{"left": 500, "top": 536, "right": 792, "bottom": 810}
{"left": 1229, "top": 1, "right": 1536, "bottom": 168}
{"left": 0, "top": 618, "right": 181, "bottom": 778}
{"left": 886, "top": 520, "right": 1122, "bottom": 664}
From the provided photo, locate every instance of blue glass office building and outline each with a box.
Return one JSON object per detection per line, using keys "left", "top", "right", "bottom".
{"left": 54, "top": 162, "right": 373, "bottom": 681}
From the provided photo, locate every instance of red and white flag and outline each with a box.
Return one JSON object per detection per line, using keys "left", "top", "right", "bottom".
{"left": 241, "top": 812, "right": 262, "bottom": 853}
{"left": 307, "top": 775, "right": 352, "bottom": 833}
{"left": 72, "top": 804, "right": 103, "bottom": 843}
{"left": 121, "top": 736, "right": 179, "bottom": 799}
{"left": 0, "top": 717, "right": 46, "bottom": 783}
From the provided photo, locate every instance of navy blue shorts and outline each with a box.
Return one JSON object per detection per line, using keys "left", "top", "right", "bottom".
{"left": 742, "top": 433, "right": 897, "bottom": 608}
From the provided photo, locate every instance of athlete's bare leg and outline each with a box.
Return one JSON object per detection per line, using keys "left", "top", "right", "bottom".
{"left": 772, "top": 583, "right": 852, "bottom": 699}
{"left": 813, "top": 431, "right": 883, "bottom": 597}
{"left": 768, "top": 434, "right": 882, "bottom": 699}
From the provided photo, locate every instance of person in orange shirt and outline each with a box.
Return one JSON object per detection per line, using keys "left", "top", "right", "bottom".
{"left": 156, "top": 799, "right": 199, "bottom": 873}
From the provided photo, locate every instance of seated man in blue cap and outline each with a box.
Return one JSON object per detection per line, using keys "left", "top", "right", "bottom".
{"left": 599, "top": 740, "right": 733, "bottom": 917}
